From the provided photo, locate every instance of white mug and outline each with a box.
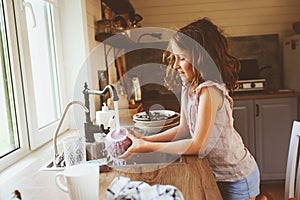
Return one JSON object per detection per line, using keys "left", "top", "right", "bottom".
{"left": 55, "top": 164, "right": 99, "bottom": 200}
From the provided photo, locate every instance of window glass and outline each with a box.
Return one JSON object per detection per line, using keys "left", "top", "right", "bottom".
{"left": 0, "top": 1, "right": 20, "bottom": 158}
{"left": 25, "top": 0, "right": 60, "bottom": 128}
{"left": 0, "top": 0, "right": 65, "bottom": 168}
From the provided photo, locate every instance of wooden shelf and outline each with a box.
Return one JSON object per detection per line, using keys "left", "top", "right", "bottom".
{"left": 95, "top": 33, "right": 112, "bottom": 42}
{"left": 95, "top": 32, "right": 138, "bottom": 49}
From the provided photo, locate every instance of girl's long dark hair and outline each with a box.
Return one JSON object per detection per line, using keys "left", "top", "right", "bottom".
{"left": 164, "top": 18, "right": 240, "bottom": 93}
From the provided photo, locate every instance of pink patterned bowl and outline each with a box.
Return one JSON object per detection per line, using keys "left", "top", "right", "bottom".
{"left": 105, "top": 127, "right": 132, "bottom": 157}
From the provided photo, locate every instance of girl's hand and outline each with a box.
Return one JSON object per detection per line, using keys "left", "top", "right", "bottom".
{"left": 118, "top": 132, "right": 147, "bottom": 159}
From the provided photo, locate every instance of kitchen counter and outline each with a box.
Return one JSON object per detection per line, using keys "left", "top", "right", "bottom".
{"left": 232, "top": 90, "right": 299, "bottom": 100}
{"left": 99, "top": 155, "right": 222, "bottom": 199}
{"left": 0, "top": 134, "right": 222, "bottom": 200}
{"left": 0, "top": 109, "right": 223, "bottom": 199}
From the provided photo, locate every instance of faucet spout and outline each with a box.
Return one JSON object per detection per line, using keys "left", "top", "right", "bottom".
{"left": 53, "top": 101, "right": 89, "bottom": 167}
{"left": 82, "top": 82, "right": 119, "bottom": 143}
{"left": 84, "top": 83, "right": 119, "bottom": 101}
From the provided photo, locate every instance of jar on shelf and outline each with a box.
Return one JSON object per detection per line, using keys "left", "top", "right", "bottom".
{"left": 96, "top": 19, "right": 112, "bottom": 35}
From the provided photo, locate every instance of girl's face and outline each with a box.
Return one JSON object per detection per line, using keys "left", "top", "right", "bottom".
{"left": 171, "top": 42, "right": 195, "bottom": 83}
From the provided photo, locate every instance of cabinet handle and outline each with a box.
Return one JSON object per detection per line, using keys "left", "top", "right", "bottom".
{"left": 256, "top": 104, "right": 259, "bottom": 117}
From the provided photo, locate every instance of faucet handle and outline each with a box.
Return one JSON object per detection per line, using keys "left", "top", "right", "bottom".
{"left": 54, "top": 153, "right": 65, "bottom": 168}
{"left": 100, "top": 124, "right": 110, "bottom": 134}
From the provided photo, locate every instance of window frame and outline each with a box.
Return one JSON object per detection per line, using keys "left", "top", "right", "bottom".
{"left": 0, "top": 0, "right": 30, "bottom": 170}
{"left": 0, "top": 0, "right": 88, "bottom": 171}
{"left": 13, "top": 0, "right": 67, "bottom": 150}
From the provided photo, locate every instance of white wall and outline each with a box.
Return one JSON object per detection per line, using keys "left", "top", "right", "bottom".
{"left": 86, "top": 0, "right": 102, "bottom": 51}
{"left": 85, "top": 0, "right": 120, "bottom": 112}
{"left": 60, "top": 0, "right": 89, "bottom": 100}
{"left": 59, "top": 0, "right": 90, "bottom": 129}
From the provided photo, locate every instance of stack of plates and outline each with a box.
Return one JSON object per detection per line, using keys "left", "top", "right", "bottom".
{"left": 133, "top": 110, "right": 180, "bottom": 134}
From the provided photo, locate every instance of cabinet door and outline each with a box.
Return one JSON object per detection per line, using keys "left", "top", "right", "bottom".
{"left": 255, "top": 97, "right": 297, "bottom": 180}
{"left": 233, "top": 100, "right": 255, "bottom": 156}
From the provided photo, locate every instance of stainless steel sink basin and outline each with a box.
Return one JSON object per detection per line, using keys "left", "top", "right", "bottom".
{"left": 108, "top": 152, "right": 185, "bottom": 168}
{"left": 41, "top": 152, "right": 185, "bottom": 171}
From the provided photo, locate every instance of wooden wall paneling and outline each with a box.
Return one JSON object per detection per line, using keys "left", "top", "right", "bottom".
{"left": 130, "top": 0, "right": 300, "bottom": 37}
{"left": 135, "top": 6, "right": 300, "bottom": 19}
{"left": 134, "top": 2, "right": 300, "bottom": 16}
{"left": 131, "top": 0, "right": 300, "bottom": 11}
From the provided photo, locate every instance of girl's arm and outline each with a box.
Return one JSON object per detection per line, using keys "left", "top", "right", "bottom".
{"left": 120, "top": 86, "right": 223, "bottom": 158}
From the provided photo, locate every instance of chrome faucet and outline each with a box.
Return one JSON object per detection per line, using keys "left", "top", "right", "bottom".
{"left": 82, "top": 82, "right": 119, "bottom": 143}
{"left": 53, "top": 101, "right": 89, "bottom": 168}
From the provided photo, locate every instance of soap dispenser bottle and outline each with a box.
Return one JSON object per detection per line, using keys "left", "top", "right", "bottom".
{"left": 86, "top": 103, "right": 114, "bottom": 161}
{"left": 96, "top": 103, "right": 115, "bottom": 130}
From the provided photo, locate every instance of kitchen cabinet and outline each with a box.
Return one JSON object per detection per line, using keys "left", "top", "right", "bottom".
{"left": 233, "top": 100, "right": 256, "bottom": 156}
{"left": 233, "top": 96, "right": 298, "bottom": 180}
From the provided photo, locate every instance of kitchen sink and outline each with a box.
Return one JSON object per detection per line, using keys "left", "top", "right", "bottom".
{"left": 108, "top": 152, "right": 185, "bottom": 169}
{"left": 41, "top": 153, "right": 185, "bottom": 171}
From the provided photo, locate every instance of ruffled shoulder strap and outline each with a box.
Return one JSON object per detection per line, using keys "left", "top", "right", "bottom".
{"left": 195, "top": 80, "right": 226, "bottom": 95}
{"left": 195, "top": 81, "right": 233, "bottom": 109}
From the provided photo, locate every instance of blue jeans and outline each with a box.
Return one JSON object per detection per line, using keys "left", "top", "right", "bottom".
{"left": 217, "top": 166, "right": 260, "bottom": 200}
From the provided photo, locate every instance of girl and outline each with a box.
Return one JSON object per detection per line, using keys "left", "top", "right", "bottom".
{"left": 120, "top": 18, "right": 260, "bottom": 200}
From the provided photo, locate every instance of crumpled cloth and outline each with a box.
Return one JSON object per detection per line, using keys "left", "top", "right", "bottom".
{"left": 104, "top": 176, "right": 184, "bottom": 200}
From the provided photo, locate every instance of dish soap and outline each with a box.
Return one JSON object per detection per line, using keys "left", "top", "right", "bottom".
{"left": 96, "top": 103, "right": 115, "bottom": 130}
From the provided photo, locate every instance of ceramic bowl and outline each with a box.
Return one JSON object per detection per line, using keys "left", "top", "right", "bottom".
{"left": 105, "top": 127, "right": 132, "bottom": 157}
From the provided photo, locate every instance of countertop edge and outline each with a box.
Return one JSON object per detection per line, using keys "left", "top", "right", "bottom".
{"left": 232, "top": 91, "right": 300, "bottom": 100}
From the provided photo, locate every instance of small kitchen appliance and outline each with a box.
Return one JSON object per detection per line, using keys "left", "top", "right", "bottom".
{"left": 235, "top": 59, "right": 266, "bottom": 92}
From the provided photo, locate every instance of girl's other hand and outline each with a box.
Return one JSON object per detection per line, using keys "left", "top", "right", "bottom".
{"left": 118, "top": 131, "right": 146, "bottom": 159}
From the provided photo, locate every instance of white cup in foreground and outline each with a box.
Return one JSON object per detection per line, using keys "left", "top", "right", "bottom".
{"left": 55, "top": 163, "right": 99, "bottom": 200}
{"left": 63, "top": 136, "right": 86, "bottom": 167}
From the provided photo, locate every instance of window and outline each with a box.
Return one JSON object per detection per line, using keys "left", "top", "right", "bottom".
{"left": 0, "top": 0, "right": 30, "bottom": 170}
{"left": 25, "top": 0, "right": 61, "bottom": 128}
{"left": 0, "top": 0, "right": 64, "bottom": 170}
{"left": 16, "top": 0, "right": 64, "bottom": 149}
{"left": 0, "top": 7, "right": 20, "bottom": 157}
{"left": 15, "top": 0, "right": 64, "bottom": 150}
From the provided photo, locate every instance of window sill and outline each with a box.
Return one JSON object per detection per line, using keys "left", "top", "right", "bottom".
{"left": 0, "top": 129, "right": 78, "bottom": 186}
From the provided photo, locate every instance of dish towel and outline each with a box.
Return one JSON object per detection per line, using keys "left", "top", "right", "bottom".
{"left": 104, "top": 176, "right": 184, "bottom": 200}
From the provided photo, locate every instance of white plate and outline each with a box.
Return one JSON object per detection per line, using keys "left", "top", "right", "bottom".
{"left": 135, "top": 121, "right": 179, "bottom": 134}
{"left": 133, "top": 113, "right": 180, "bottom": 127}
{"left": 133, "top": 110, "right": 176, "bottom": 121}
